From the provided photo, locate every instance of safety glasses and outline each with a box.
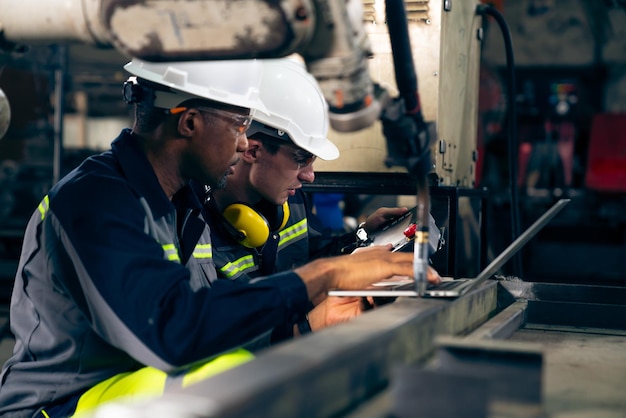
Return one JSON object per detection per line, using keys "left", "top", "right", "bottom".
{"left": 259, "top": 136, "right": 317, "bottom": 170}
{"left": 278, "top": 143, "right": 317, "bottom": 170}
{"left": 170, "top": 106, "right": 253, "bottom": 137}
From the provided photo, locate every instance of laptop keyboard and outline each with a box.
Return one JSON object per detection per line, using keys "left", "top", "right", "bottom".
{"left": 429, "top": 280, "right": 469, "bottom": 290}
{"left": 392, "top": 279, "right": 468, "bottom": 291}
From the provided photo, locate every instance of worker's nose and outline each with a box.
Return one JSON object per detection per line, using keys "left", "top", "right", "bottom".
{"left": 298, "top": 164, "right": 315, "bottom": 183}
{"left": 236, "top": 134, "right": 249, "bottom": 153}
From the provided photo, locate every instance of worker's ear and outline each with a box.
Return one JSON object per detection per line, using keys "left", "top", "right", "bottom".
{"left": 241, "top": 138, "right": 261, "bottom": 163}
{"left": 176, "top": 109, "right": 197, "bottom": 138}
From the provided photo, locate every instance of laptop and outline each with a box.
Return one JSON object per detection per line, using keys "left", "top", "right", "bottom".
{"left": 328, "top": 198, "right": 570, "bottom": 299}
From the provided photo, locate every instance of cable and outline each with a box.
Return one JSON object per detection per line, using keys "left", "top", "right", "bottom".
{"left": 476, "top": 3, "right": 522, "bottom": 277}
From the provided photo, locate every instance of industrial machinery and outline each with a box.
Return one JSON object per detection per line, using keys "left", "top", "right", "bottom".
{"left": 2, "top": 1, "right": 624, "bottom": 417}
{"left": 0, "top": 0, "right": 480, "bottom": 185}
{"left": 0, "top": 0, "right": 486, "bottom": 285}
{"left": 1, "top": 0, "right": 485, "bottom": 292}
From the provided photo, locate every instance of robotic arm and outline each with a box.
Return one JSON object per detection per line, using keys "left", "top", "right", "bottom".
{"left": 0, "top": 0, "right": 429, "bottom": 136}
{"left": 0, "top": 0, "right": 380, "bottom": 132}
{"left": 102, "top": 0, "right": 383, "bottom": 132}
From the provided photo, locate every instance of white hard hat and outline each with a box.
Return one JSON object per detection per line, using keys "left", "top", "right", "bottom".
{"left": 250, "top": 58, "right": 339, "bottom": 161}
{"left": 123, "top": 58, "right": 267, "bottom": 114}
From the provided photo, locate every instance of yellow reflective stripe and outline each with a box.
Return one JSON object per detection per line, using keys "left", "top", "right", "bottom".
{"left": 161, "top": 243, "right": 180, "bottom": 263}
{"left": 192, "top": 243, "right": 212, "bottom": 259}
{"left": 181, "top": 348, "right": 254, "bottom": 388}
{"left": 220, "top": 255, "right": 255, "bottom": 279}
{"left": 72, "top": 350, "right": 254, "bottom": 416}
{"left": 41, "top": 410, "right": 51, "bottom": 418}
{"left": 38, "top": 195, "right": 49, "bottom": 221}
{"left": 278, "top": 218, "right": 307, "bottom": 247}
{"left": 72, "top": 367, "right": 167, "bottom": 417}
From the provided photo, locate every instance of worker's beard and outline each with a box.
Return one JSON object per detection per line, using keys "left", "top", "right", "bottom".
{"left": 214, "top": 170, "right": 229, "bottom": 190}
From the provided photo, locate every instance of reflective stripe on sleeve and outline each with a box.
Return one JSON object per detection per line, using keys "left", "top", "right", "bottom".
{"left": 278, "top": 218, "right": 307, "bottom": 248}
{"left": 38, "top": 195, "right": 50, "bottom": 221}
{"left": 220, "top": 255, "right": 256, "bottom": 279}
{"left": 161, "top": 244, "right": 181, "bottom": 263}
{"left": 192, "top": 243, "right": 212, "bottom": 259}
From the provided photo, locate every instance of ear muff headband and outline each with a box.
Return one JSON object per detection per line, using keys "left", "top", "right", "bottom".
{"left": 222, "top": 201, "right": 291, "bottom": 248}
{"left": 277, "top": 201, "right": 290, "bottom": 231}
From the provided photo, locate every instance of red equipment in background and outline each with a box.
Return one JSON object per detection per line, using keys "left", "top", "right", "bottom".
{"left": 584, "top": 113, "right": 626, "bottom": 194}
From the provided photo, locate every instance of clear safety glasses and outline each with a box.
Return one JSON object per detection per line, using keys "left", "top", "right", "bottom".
{"left": 280, "top": 143, "right": 317, "bottom": 170}
{"left": 261, "top": 137, "right": 317, "bottom": 170}
{"left": 170, "top": 106, "right": 253, "bottom": 137}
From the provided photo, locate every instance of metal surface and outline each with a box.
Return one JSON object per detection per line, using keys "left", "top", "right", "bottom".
{"left": 513, "top": 327, "right": 626, "bottom": 416}
{"left": 0, "top": 0, "right": 110, "bottom": 45}
{"left": 0, "top": 0, "right": 313, "bottom": 57}
{"left": 435, "top": 0, "right": 482, "bottom": 187}
{"left": 314, "top": 0, "right": 483, "bottom": 188}
{"left": 0, "top": 0, "right": 380, "bottom": 135}
{"left": 102, "top": 0, "right": 314, "bottom": 60}
{"left": 499, "top": 280, "right": 626, "bottom": 304}
{"left": 53, "top": 278, "right": 626, "bottom": 418}
{"left": 390, "top": 367, "right": 492, "bottom": 417}
{"left": 302, "top": 171, "right": 489, "bottom": 196}
{"left": 350, "top": 281, "right": 626, "bottom": 417}
{"left": 497, "top": 281, "right": 626, "bottom": 332}
{"left": 394, "top": 335, "right": 544, "bottom": 416}
{"left": 527, "top": 300, "right": 626, "bottom": 330}
{"left": 146, "top": 281, "right": 500, "bottom": 418}
{"left": 464, "top": 300, "right": 528, "bottom": 340}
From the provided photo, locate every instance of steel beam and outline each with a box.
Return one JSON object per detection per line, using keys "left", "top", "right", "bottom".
{"left": 154, "top": 281, "right": 501, "bottom": 418}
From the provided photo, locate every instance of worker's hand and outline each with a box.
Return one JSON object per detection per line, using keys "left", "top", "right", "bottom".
{"left": 362, "top": 206, "right": 409, "bottom": 232}
{"left": 427, "top": 265, "right": 441, "bottom": 284}
{"left": 350, "top": 246, "right": 441, "bottom": 284}
{"left": 304, "top": 296, "right": 368, "bottom": 333}
{"left": 295, "top": 245, "right": 441, "bottom": 304}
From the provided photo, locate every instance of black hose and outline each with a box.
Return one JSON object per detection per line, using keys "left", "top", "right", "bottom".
{"left": 385, "top": 0, "right": 420, "bottom": 114}
{"left": 477, "top": 4, "right": 522, "bottom": 277}
{"left": 385, "top": 0, "right": 431, "bottom": 292}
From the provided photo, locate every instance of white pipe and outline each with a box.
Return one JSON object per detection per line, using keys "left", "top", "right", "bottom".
{"left": 0, "top": 0, "right": 110, "bottom": 45}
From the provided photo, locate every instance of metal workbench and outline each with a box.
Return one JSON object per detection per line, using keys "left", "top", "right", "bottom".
{"left": 103, "top": 279, "right": 626, "bottom": 417}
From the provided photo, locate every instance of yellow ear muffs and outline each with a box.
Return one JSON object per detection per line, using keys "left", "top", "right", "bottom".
{"left": 222, "top": 203, "right": 270, "bottom": 248}
{"left": 222, "top": 201, "right": 291, "bottom": 248}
